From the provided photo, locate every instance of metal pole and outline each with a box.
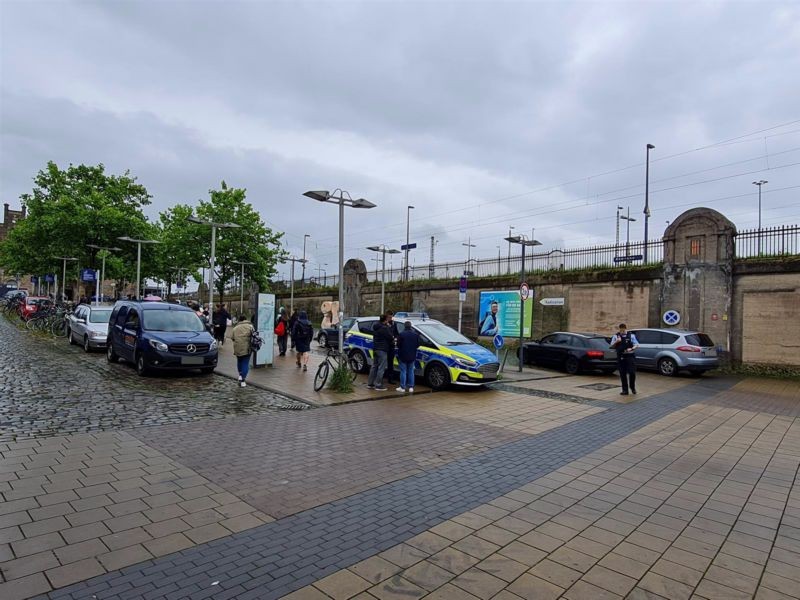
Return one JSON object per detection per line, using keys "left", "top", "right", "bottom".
{"left": 61, "top": 259, "right": 67, "bottom": 301}
{"left": 519, "top": 242, "right": 526, "bottom": 372}
{"left": 302, "top": 234, "right": 309, "bottom": 286}
{"left": 507, "top": 227, "right": 512, "bottom": 274}
{"left": 100, "top": 253, "right": 106, "bottom": 305}
{"left": 240, "top": 262, "right": 245, "bottom": 317}
{"left": 405, "top": 206, "right": 412, "bottom": 281}
{"left": 626, "top": 207, "right": 631, "bottom": 258}
{"left": 338, "top": 198, "right": 345, "bottom": 356}
{"left": 381, "top": 249, "right": 386, "bottom": 314}
{"left": 644, "top": 145, "right": 651, "bottom": 263}
{"left": 135, "top": 243, "right": 141, "bottom": 301}
{"left": 95, "top": 270, "right": 100, "bottom": 306}
{"left": 290, "top": 260, "right": 295, "bottom": 314}
{"left": 208, "top": 226, "right": 216, "bottom": 320}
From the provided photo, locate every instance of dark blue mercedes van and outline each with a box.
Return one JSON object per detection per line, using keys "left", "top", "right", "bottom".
{"left": 106, "top": 301, "right": 218, "bottom": 376}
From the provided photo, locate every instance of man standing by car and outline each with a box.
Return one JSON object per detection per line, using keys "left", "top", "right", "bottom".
{"left": 385, "top": 310, "right": 399, "bottom": 385}
{"left": 610, "top": 323, "right": 639, "bottom": 395}
{"left": 396, "top": 321, "right": 420, "bottom": 393}
{"left": 367, "top": 314, "right": 392, "bottom": 391}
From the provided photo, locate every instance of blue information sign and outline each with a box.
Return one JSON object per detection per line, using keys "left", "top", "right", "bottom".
{"left": 493, "top": 334, "right": 504, "bottom": 349}
{"left": 459, "top": 276, "right": 467, "bottom": 294}
{"left": 613, "top": 254, "right": 644, "bottom": 263}
{"left": 400, "top": 243, "right": 417, "bottom": 250}
{"left": 81, "top": 268, "right": 97, "bottom": 282}
{"left": 45, "top": 274, "right": 55, "bottom": 283}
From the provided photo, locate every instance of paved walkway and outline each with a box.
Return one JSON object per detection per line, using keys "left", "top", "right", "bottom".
{"left": 2, "top": 314, "right": 800, "bottom": 600}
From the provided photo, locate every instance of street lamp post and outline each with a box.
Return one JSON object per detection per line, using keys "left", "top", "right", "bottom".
{"left": 53, "top": 257, "right": 77, "bottom": 302}
{"left": 753, "top": 180, "right": 768, "bottom": 255}
{"left": 619, "top": 208, "right": 636, "bottom": 261}
{"left": 367, "top": 245, "right": 400, "bottom": 314}
{"left": 304, "top": 190, "right": 376, "bottom": 355}
{"left": 86, "top": 245, "right": 121, "bottom": 305}
{"left": 117, "top": 237, "right": 161, "bottom": 300}
{"left": 284, "top": 256, "right": 307, "bottom": 314}
{"left": 405, "top": 205, "right": 415, "bottom": 281}
{"left": 186, "top": 217, "right": 240, "bottom": 319}
{"left": 507, "top": 226, "right": 515, "bottom": 274}
{"left": 643, "top": 143, "right": 655, "bottom": 263}
{"left": 504, "top": 234, "right": 542, "bottom": 372}
{"left": 301, "top": 234, "right": 310, "bottom": 286}
{"left": 231, "top": 260, "right": 255, "bottom": 317}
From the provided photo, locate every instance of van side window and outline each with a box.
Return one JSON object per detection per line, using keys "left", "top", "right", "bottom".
{"left": 126, "top": 309, "right": 140, "bottom": 329}
{"left": 115, "top": 306, "right": 129, "bottom": 327}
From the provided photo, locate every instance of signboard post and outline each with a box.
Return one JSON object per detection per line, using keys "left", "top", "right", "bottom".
{"left": 457, "top": 276, "right": 467, "bottom": 332}
{"left": 254, "top": 293, "right": 275, "bottom": 367}
{"left": 493, "top": 333, "right": 504, "bottom": 360}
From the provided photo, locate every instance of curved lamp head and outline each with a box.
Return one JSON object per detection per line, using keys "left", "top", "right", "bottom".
{"left": 352, "top": 198, "right": 376, "bottom": 209}
{"left": 303, "top": 190, "right": 330, "bottom": 202}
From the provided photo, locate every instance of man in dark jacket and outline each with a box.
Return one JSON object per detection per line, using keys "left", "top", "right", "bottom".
{"left": 385, "top": 310, "right": 399, "bottom": 385}
{"left": 367, "top": 315, "right": 393, "bottom": 391}
{"left": 288, "top": 309, "right": 299, "bottom": 350}
{"left": 396, "top": 321, "right": 420, "bottom": 393}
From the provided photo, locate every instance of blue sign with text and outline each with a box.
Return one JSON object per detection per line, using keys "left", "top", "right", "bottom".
{"left": 81, "top": 268, "right": 97, "bottom": 282}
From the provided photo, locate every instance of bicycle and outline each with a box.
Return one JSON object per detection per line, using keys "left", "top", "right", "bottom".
{"left": 313, "top": 347, "right": 358, "bottom": 392}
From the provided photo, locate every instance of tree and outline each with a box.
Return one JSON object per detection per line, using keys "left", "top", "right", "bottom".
{"left": 191, "top": 182, "right": 285, "bottom": 303}
{"left": 0, "top": 162, "right": 152, "bottom": 298}
{"left": 152, "top": 204, "right": 205, "bottom": 298}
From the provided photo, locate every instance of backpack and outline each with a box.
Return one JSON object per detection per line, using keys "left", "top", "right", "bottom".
{"left": 250, "top": 330, "right": 264, "bottom": 352}
{"left": 274, "top": 320, "right": 286, "bottom": 336}
{"left": 297, "top": 321, "right": 313, "bottom": 341}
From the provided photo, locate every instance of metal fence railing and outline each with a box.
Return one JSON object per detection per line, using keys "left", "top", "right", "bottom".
{"left": 271, "top": 224, "right": 800, "bottom": 290}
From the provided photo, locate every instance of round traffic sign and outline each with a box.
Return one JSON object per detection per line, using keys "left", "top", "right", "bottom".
{"left": 662, "top": 310, "right": 681, "bottom": 326}
{"left": 519, "top": 282, "right": 530, "bottom": 300}
{"left": 493, "top": 334, "right": 504, "bottom": 349}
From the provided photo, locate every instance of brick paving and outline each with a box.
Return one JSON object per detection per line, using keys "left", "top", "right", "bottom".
{"left": 3, "top": 313, "right": 800, "bottom": 600}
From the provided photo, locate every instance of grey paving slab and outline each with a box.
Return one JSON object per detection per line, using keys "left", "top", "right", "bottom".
{"left": 41, "top": 378, "right": 737, "bottom": 599}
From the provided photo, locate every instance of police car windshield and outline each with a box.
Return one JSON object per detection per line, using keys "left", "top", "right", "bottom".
{"left": 415, "top": 323, "right": 471, "bottom": 346}
{"left": 142, "top": 310, "right": 205, "bottom": 332}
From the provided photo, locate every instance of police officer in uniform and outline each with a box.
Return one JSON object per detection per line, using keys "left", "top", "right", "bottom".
{"left": 610, "top": 323, "right": 639, "bottom": 395}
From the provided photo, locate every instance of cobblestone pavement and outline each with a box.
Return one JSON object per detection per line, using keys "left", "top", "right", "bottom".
{"left": 0, "top": 317, "right": 305, "bottom": 442}
{"left": 2, "top": 312, "right": 800, "bottom": 600}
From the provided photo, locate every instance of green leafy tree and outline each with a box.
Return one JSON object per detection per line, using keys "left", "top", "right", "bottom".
{"left": 0, "top": 162, "right": 152, "bottom": 298}
{"left": 192, "top": 182, "right": 285, "bottom": 303}
{"left": 152, "top": 204, "right": 205, "bottom": 297}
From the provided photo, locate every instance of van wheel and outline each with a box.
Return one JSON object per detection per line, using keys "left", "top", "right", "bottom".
{"left": 564, "top": 356, "right": 580, "bottom": 375}
{"left": 349, "top": 350, "right": 368, "bottom": 373}
{"left": 658, "top": 357, "right": 678, "bottom": 377}
{"left": 107, "top": 344, "right": 118, "bottom": 363}
{"left": 426, "top": 363, "right": 450, "bottom": 390}
{"left": 136, "top": 353, "right": 149, "bottom": 376}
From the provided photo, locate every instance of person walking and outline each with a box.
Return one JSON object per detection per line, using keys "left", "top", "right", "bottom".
{"left": 367, "top": 314, "right": 393, "bottom": 391}
{"left": 212, "top": 303, "right": 231, "bottom": 345}
{"left": 385, "top": 310, "right": 399, "bottom": 385}
{"left": 610, "top": 323, "right": 639, "bottom": 395}
{"left": 288, "top": 308, "right": 299, "bottom": 350}
{"left": 231, "top": 314, "right": 254, "bottom": 387}
{"left": 274, "top": 307, "right": 289, "bottom": 356}
{"left": 396, "top": 321, "right": 420, "bottom": 393}
{"left": 291, "top": 310, "right": 314, "bottom": 371}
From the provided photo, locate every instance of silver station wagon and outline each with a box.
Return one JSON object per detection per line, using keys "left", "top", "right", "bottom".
{"left": 629, "top": 328, "right": 719, "bottom": 376}
{"left": 67, "top": 304, "right": 113, "bottom": 352}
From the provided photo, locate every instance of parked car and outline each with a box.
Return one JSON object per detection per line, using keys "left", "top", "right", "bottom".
{"left": 317, "top": 317, "right": 356, "bottom": 349}
{"left": 19, "top": 296, "right": 52, "bottom": 320}
{"left": 1, "top": 288, "right": 26, "bottom": 299}
{"left": 106, "top": 301, "right": 218, "bottom": 376}
{"left": 67, "top": 304, "right": 113, "bottom": 352}
{"left": 629, "top": 328, "right": 718, "bottom": 376}
{"left": 521, "top": 332, "right": 617, "bottom": 374}
{"left": 345, "top": 316, "right": 500, "bottom": 390}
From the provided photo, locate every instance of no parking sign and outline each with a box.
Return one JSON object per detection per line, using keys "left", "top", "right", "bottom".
{"left": 662, "top": 310, "right": 681, "bottom": 326}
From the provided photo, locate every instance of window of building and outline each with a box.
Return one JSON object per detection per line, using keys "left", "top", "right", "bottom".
{"left": 689, "top": 238, "right": 702, "bottom": 258}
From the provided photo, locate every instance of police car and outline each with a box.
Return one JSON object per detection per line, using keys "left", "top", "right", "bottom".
{"left": 344, "top": 314, "right": 500, "bottom": 390}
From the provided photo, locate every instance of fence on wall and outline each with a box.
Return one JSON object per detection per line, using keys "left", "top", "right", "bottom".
{"left": 273, "top": 223, "right": 800, "bottom": 290}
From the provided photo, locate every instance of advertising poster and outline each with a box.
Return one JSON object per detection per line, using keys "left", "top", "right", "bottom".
{"left": 254, "top": 293, "right": 275, "bottom": 367}
{"left": 477, "top": 290, "right": 533, "bottom": 338}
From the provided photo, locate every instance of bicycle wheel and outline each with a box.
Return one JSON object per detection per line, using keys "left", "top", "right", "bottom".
{"left": 52, "top": 318, "right": 68, "bottom": 337}
{"left": 313, "top": 360, "right": 330, "bottom": 392}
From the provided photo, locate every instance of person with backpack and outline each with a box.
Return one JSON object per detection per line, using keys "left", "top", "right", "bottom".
{"left": 231, "top": 313, "right": 255, "bottom": 387}
{"left": 291, "top": 310, "right": 314, "bottom": 371}
{"left": 396, "top": 321, "right": 420, "bottom": 393}
{"left": 274, "top": 307, "right": 289, "bottom": 356}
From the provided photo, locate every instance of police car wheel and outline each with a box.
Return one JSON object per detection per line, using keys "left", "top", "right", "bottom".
{"left": 349, "top": 350, "right": 367, "bottom": 373}
{"left": 658, "top": 357, "right": 677, "bottom": 377}
{"left": 426, "top": 363, "right": 450, "bottom": 390}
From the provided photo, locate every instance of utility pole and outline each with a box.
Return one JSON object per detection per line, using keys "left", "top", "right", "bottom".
{"left": 615, "top": 205, "right": 624, "bottom": 255}
{"left": 462, "top": 238, "right": 476, "bottom": 275}
{"left": 507, "top": 226, "right": 515, "bottom": 274}
{"left": 404, "top": 205, "right": 414, "bottom": 281}
{"left": 284, "top": 256, "right": 307, "bottom": 314}
{"left": 429, "top": 236, "right": 435, "bottom": 279}
{"left": 619, "top": 207, "right": 636, "bottom": 261}
{"left": 301, "top": 234, "right": 310, "bottom": 287}
{"left": 643, "top": 143, "right": 655, "bottom": 263}
{"left": 753, "top": 180, "right": 768, "bottom": 255}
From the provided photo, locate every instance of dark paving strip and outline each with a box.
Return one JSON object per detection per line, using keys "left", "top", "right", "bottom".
{"left": 44, "top": 377, "right": 739, "bottom": 600}
{"left": 490, "top": 381, "right": 622, "bottom": 409}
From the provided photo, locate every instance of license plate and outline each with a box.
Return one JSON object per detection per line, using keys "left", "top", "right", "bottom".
{"left": 181, "top": 356, "right": 204, "bottom": 365}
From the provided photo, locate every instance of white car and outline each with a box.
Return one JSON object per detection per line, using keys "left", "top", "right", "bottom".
{"left": 67, "top": 304, "right": 112, "bottom": 352}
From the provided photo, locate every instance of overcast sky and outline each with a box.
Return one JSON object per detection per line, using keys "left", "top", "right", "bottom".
{"left": 2, "top": 0, "right": 799, "bottom": 281}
